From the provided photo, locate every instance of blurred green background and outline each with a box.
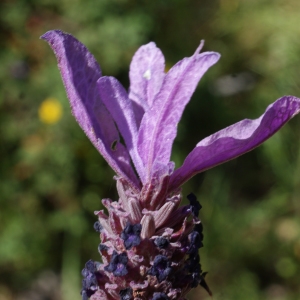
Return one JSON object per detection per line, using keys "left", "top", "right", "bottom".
{"left": 1, "top": 0, "right": 300, "bottom": 299}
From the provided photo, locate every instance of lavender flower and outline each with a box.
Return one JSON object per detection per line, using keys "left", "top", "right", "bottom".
{"left": 41, "top": 30, "right": 300, "bottom": 300}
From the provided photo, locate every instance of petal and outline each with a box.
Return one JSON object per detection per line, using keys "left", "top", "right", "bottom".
{"left": 169, "top": 96, "right": 300, "bottom": 192}
{"left": 97, "top": 76, "right": 145, "bottom": 182}
{"left": 41, "top": 30, "right": 140, "bottom": 189}
{"left": 129, "top": 42, "right": 165, "bottom": 126}
{"left": 138, "top": 42, "right": 220, "bottom": 181}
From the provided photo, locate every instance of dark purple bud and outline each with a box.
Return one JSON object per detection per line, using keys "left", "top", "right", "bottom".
{"left": 81, "top": 289, "right": 88, "bottom": 300}
{"left": 85, "top": 259, "right": 96, "bottom": 273}
{"left": 190, "top": 263, "right": 202, "bottom": 288}
{"left": 119, "top": 287, "right": 133, "bottom": 300}
{"left": 81, "top": 259, "right": 102, "bottom": 299}
{"left": 152, "top": 292, "right": 170, "bottom": 300}
{"left": 94, "top": 261, "right": 102, "bottom": 270}
{"left": 81, "top": 266, "right": 98, "bottom": 298}
{"left": 120, "top": 223, "right": 142, "bottom": 250}
{"left": 82, "top": 274, "right": 97, "bottom": 290}
{"left": 194, "top": 223, "right": 204, "bottom": 236}
{"left": 104, "top": 251, "right": 128, "bottom": 276}
{"left": 148, "top": 255, "right": 172, "bottom": 282}
{"left": 98, "top": 243, "right": 109, "bottom": 252}
{"left": 94, "top": 221, "right": 103, "bottom": 233}
{"left": 186, "top": 253, "right": 201, "bottom": 274}
{"left": 190, "top": 271, "right": 201, "bottom": 288}
{"left": 187, "top": 193, "right": 202, "bottom": 217}
{"left": 81, "top": 268, "right": 89, "bottom": 277}
{"left": 81, "top": 286, "right": 97, "bottom": 299}
{"left": 188, "top": 231, "right": 203, "bottom": 254}
{"left": 154, "top": 237, "right": 170, "bottom": 249}
{"left": 189, "top": 252, "right": 200, "bottom": 263}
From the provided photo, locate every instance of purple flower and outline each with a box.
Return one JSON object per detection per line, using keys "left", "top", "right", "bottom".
{"left": 41, "top": 30, "right": 300, "bottom": 300}
{"left": 121, "top": 223, "right": 142, "bottom": 250}
{"left": 93, "top": 221, "right": 102, "bottom": 233}
{"left": 154, "top": 237, "right": 170, "bottom": 249}
{"left": 104, "top": 251, "right": 128, "bottom": 277}
{"left": 148, "top": 255, "right": 172, "bottom": 283}
{"left": 81, "top": 260, "right": 101, "bottom": 299}
{"left": 187, "top": 193, "right": 202, "bottom": 218}
{"left": 187, "top": 231, "right": 203, "bottom": 254}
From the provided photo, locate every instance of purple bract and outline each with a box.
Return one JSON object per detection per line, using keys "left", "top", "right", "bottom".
{"left": 41, "top": 30, "right": 300, "bottom": 300}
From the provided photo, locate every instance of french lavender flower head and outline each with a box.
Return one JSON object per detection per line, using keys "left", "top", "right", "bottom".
{"left": 41, "top": 30, "right": 300, "bottom": 300}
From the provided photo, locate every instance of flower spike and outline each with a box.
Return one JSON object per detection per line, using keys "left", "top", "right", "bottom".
{"left": 42, "top": 29, "right": 300, "bottom": 300}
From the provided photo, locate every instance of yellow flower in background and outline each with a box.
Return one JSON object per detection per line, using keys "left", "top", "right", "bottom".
{"left": 38, "top": 97, "right": 63, "bottom": 124}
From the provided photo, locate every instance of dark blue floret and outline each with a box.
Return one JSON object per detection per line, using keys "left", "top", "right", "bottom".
{"left": 188, "top": 260, "right": 202, "bottom": 288}
{"left": 188, "top": 231, "right": 203, "bottom": 254}
{"left": 187, "top": 193, "right": 202, "bottom": 217}
{"left": 104, "top": 251, "right": 128, "bottom": 276}
{"left": 119, "top": 287, "right": 133, "bottom": 300}
{"left": 81, "top": 267, "right": 89, "bottom": 277}
{"left": 154, "top": 237, "right": 170, "bottom": 249}
{"left": 190, "top": 271, "right": 201, "bottom": 288}
{"left": 81, "top": 289, "right": 88, "bottom": 300}
{"left": 186, "top": 253, "right": 200, "bottom": 273}
{"left": 98, "top": 243, "right": 109, "bottom": 252}
{"left": 184, "top": 251, "right": 212, "bottom": 295}
{"left": 81, "top": 285, "right": 97, "bottom": 299}
{"left": 82, "top": 274, "right": 97, "bottom": 290}
{"left": 85, "top": 259, "right": 97, "bottom": 273}
{"left": 152, "top": 292, "right": 170, "bottom": 300}
{"left": 120, "top": 223, "right": 142, "bottom": 250}
{"left": 148, "top": 255, "right": 172, "bottom": 282}
{"left": 194, "top": 223, "right": 204, "bottom": 237}
{"left": 94, "top": 261, "right": 102, "bottom": 270}
{"left": 94, "top": 221, "right": 103, "bottom": 233}
{"left": 81, "top": 259, "right": 99, "bottom": 300}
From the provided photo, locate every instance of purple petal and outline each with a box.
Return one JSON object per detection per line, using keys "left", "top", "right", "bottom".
{"left": 41, "top": 30, "right": 140, "bottom": 189}
{"left": 169, "top": 96, "right": 300, "bottom": 192}
{"left": 129, "top": 42, "right": 165, "bottom": 127}
{"left": 97, "top": 76, "right": 145, "bottom": 182}
{"left": 137, "top": 42, "right": 220, "bottom": 181}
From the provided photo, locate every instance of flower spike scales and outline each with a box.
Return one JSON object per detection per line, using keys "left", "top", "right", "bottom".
{"left": 41, "top": 30, "right": 300, "bottom": 300}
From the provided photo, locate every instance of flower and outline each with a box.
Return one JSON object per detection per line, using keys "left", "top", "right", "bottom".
{"left": 148, "top": 255, "right": 172, "bottom": 283}
{"left": 104, "top": 251, "right": 129, "bottom": 277}
{"left": 38, "top": 97, "right": 63, "bottom": 124}
{"left": 41, "top": 30, "right": 300, "bottom": 300}
{"left": 121, "top": 223, "right": 142, "bottom": 250}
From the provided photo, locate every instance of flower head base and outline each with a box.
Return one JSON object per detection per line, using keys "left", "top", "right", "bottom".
{"left": 42, "top": 30, "right": 300, "bottom": 299}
